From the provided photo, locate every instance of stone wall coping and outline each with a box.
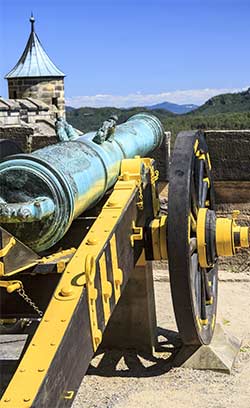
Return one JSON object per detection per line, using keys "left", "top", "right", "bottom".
{"left": 0, "top": 98, "right": 20, "bottom": 111}
{"left": 0, "top": 123, "right": 31, "bottom": 130}
{"left": 0, "top": 100, "right": 9, "bottom": 111}
{"left": 25, "top": 98, "right": 50, "bottom": 111}
{"left": 0, "top": 97, "right": 51, "bottom": 113}
{"left": 206, "top": 129, "right": 250, "bottom": 134}
{"left": 35, "top": 118, "right": 56, "bottom": 130}
{"left": 18, "top": 99, "right": 38, "bottom": 111}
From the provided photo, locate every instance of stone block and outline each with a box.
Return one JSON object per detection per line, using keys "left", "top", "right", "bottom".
{"left": 215, "top": 181, "right": 250, "bottom": 203}
{"left": 28, "top": 86, "right": 39, "bottom": 92}
{"left": 41, "top": 85, "right": 55, "bottom": 92}
{"left": 9, "top": 111, "right": 20, "bottom": 117}
{"left": 0, "top": 99, "right": 10, "bottom": 111}
{"left": 0, "top": 111, "right": 8, "bottom": 117}
{"left": 205, "top": 130, "right": 250, "bottom": 181}
{"left": 3, "top": 116, "right": 20, "bottom": 125}
{"left": 18, "top": 99, "right": 38, "bottom": 111}
{"left": 26, "top": 116, "right": 37, "bottom": 124}
{"left": 150, "top": 131, "right": 171, "bottom": 182}
{"left": 2, "top": 99, "right": 20, "bottom": 111}
{"left": 205, "top": 130, "right": 250, "bottom": 203}
{"left": 174, "top": 323, "right": 241, "bottom": 373}
{"left": 39, "top": 92, "right": 54, "bottom": 99}
{"left": 27, "top": 98, "right": 50, "bottom": 111}
{"left": 0, "top": 125, "right": 33, "bottom": 152}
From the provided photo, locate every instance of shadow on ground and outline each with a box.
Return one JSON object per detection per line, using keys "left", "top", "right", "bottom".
{"left": 87, "top": 327, "right": 182, "bottom": 378}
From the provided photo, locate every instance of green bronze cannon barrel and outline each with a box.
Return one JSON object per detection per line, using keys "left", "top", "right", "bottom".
{"left": 0, "top": 113, "right": 164, "bottom": 252}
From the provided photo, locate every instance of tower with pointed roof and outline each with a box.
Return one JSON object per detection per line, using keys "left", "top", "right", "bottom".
{"left": 5, "top": 15, "right": 65, "bottom": 118}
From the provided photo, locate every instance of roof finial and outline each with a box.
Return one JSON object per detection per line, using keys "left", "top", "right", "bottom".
{"left": 30, "top": 13, "right": 35, "bottom": 32}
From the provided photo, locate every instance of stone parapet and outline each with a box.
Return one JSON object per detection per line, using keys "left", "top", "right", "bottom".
{"left": 0, "top": 97, "right": 52, "bottom": 124}
{"left": 0, "top": 97, "right": 59, "bottom": 153}
{"left": 0, "top": 122, "right": 58, "bottom": 153}
{"left": 205, "top": 130, "right": 250, "bottom": 181}
{"left": 150, "top": 131, "right": 171, "bottom": 182}
{"left": 0, "top": 125, "right": 33, "bottom": 152}
{"left": 205, "top": 130, "right": 250, "bottom": 203}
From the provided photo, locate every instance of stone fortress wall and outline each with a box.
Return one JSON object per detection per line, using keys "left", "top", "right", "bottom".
{"left": 7, "top": 77, "right": 65, "bottom": 118}
{"left": 154, "top": 129, "right": 250, "bottom": 273}
{"left": 0, "top": 97, "right": 58, "bottom": 152}
{"left": 205, "top": 130, "right": 250, "bottom": 204}
{"left": 153, "top": 129, "right": 250, "bottom": 204}
{"left": 206, "top": 130, "right": 250, "bottom": 272}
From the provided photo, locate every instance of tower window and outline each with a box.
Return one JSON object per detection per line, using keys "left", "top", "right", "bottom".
{"left": 52, "top": 97, "right": 58, "bottom": 108}
{"left": 13, "top": 91, "right": 17, "bottom": 99}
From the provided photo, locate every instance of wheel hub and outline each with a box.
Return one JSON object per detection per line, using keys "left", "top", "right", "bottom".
{"left": 197, "top": 208, "right": 250, "bottom": 268}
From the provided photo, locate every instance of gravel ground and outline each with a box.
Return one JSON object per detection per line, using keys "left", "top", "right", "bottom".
{"left": 1, "top": 184, "right": 250, "bottom": 407}
{"left": 72, "top": 270, "right": 250, "bottom": 408}
{"left": 1, "top": 272, "right": 249, "bottom": 408}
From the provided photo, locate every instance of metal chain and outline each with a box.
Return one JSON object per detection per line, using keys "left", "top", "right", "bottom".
{"left": 150, "top": 167, "right": 159, "bottom": 184}
{"left": 17, "top": 287, "right": 43, "bottom": 317}
{"left": 137, "top": 183, "right": 144, "bottom": 210}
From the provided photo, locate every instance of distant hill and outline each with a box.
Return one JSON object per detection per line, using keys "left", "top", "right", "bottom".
{"left": 147, "top": 101, "right": 198, "bottom": 114}
{"left": 66, "top": 106, "right": 174, "bottom": 134}
{"left": 191, "top": 88, "right": 250, "bottom": 115}
{"left": 65, "top": 106, "right": 75, "bottom": 112}
{"left": 66, "top": 89, "right": 250, "bottom": 144}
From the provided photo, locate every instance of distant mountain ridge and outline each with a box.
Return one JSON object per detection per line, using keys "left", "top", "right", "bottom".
{"left": 66, "top": 106, "right": 174, "bottom": 134}
{"left": 66, "top": 91, "right": 250, "bottom": 144}
{"left": 65, "top": 102, "right": 198, "bottom": 115}
{"left": 191, "top": 87, "right": 250, "bottom": 115}
{"left": 147, "top": 101, "right": 198, "bottom": 114}
{"left": 65, "top": 106, "right": 75, "bottom": 112}
{"left": 66, "top": 88, "right": 250, "bottom": 137}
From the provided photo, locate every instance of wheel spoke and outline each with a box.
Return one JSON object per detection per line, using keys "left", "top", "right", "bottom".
{"left": 201, "top": 179, "right": 209, "bottom": 208}
{"left": 190, "top": 174, "right": 198, "bottom": 217}
{"left": 198, "top": 160, "right": 204, "bottom": 206}
{"left": 189, "top": 238, "right": 197, "bottom": 256}
{"left": 203, "top": 268, "right": 212, "bottom": 301}
{"left": 190, "top": 253, "right": 200, "bottom": 318}
{"left": 190, "top": 211, "right": 197, "bottom": 232}
{"left": 200, "top": 268, "right": 207, "bottom": 322}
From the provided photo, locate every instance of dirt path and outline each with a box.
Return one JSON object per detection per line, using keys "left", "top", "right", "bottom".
{"left": 73, "top": 272, "right": 250, "bottom": 408}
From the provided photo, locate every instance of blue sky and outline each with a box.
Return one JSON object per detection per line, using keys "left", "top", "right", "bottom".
{"left": 0, "top": 0, "right": 249, "bottom": 107}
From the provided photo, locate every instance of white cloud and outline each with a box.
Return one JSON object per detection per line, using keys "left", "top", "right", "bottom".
{"left": 65, "top": 86, "right": 248, "bottom": 108}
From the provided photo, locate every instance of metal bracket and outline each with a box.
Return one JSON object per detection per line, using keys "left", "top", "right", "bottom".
{"left": 85, "top": 254, "right": 102, "bottom": 351}
{"left": 39, "top": 248, "right": 76, "bottom": 273}
{"left": 110, "top": 234, "right": 123, "bottom": 304}
{"left": 141, "top": 158, "right": 160, "bottom": 216}
{"left": 99, "top": 252, "right": 112, "bottom": 325}
{"left": 147, "top": 216, "right": 168, "bottom": 261}
{"left": 64, "top": 391, "right": 75, "bottom": 400}
{"left": 0, "top": 280, "right": 22, "bottom": 293}
{"left": 0, "top": 237, "right": 16, "bottom": 257}
{"left": 0, "top": 236, "right": 16, "bottom": 277}
{"left": 130, "top": 221, "right": 143, "bottom": 247}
